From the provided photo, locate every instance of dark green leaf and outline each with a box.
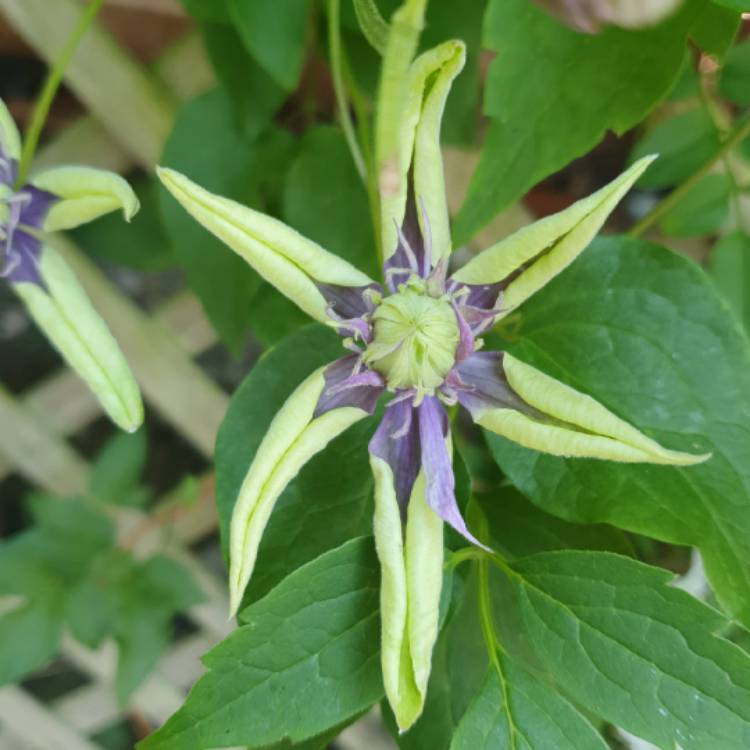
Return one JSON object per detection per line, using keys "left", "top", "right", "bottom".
{"left": 709, "top": 230, "right": 750, "bottom": 331}
{"left": 630, "top": 109, "right": 720, "bottom": 190}
{"left": 283, "top": 126, "right": 378, "bottom": 277}
{"left": 200, "top": 21, "right": 286, "bottom": 130}
{"left": 505, "top": 551, "right": 750, "bottom": 749}
{"left": 689, "top": 1, "right": 740, "bottom": 60}
{"left": 229, "top": 0, "right": 311, "bottom": 91}
{"left": 485, "top": 235, "right": 750, "bottom": 626}
{"left": 137, "top": 537, "right": 383, "bottom": 750}
{"left": 451, "top": 658, "right": 608, "bottom": 750}
{"left": 476, "top": 487, "right": 634, "bottom": 559}
{"left": 215, "top": 324, "right": 375, "bottom": 604}
{"left": 71, "top": 178, "right": 174, "bottom": 272}
{"left": 455, "top": 0, "right": 723, "bottom": 241}
{"left": 160, "top": 88, "right": 295, "bottom": 349}
{"left": 720, "top": 38, "right": 750, "bottom": 106}
{"left": 247, "top": 284, "right": 310, "bottom": 347}
{"left": 90, "top": 430, "right": 148, "bottom": 507}
{"left": 660, "top": 173, "right": 731, "bottom": 237}
{"left": 177, "top": 0, "right": 230, "bottom": 21}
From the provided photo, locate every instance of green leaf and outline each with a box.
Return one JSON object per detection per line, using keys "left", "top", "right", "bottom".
{"left": 137, "top": 537, "right": 383, "bottom": 750}
{"left": 114, "top": 555, "right": 202, "bottom": 703}
{"left": 451, "top": 658, "right": 608, "bottom": 750}
{"left": 689, "top": 1, "right": 740, "bottom": 60}
{"left": 71, "top": 178, "right": 174, "bottom": 272}
{"left": 711, "top": 0, "right": 750, "bottom": 13}
{"left": 200, "top": 21, "right": 286, "bottom": 131}
{"left": 476, "top": 487, "right": 634, "bottom": 559}
{"left": 485, "top": 235, "right": 750, "bottom": 626}
{"left": 504, "top": 551, "right": 750, "bottom": 749}
{"left": 177, "top": 0, "right": 230, "bottom": 21}
{"left": 629, "top": 109, "right": 720, "bottom": 190}
{"left": 720, "top": 38, "right": 750, "bottom": 106}
{"left": 709, "top": 230, "right": 750, "bottom": 331}
{"left": 455, "top": 0, "right": 725, "bottom": 241}
{"left": 229, "top": 0, "right": 311, "bottom": 91}
{"left": 660, "top": 173, "right": 731, "bottom": 237}
{"left": 90, "top": 430, "right": 148, "bottom": 507}
{"left": 282, "top": 126, "right": 378, "bottom": 277}
{"left": 215, "top": 324, "right": 375, "bottom": 603}
{"left": 247, "top": 284, "right": 310, "bottom": 347}
{"left": 160, "top": 88, "right": 295, "bottom": 349}
{"left": 0, "top": 599, "right": 64, "bottom": 685}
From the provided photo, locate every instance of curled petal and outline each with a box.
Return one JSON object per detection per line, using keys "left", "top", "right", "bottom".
{"left": 313, "top": 355, "right": 385, "bottom": 417}
{"left": 380, "top": 40, "right": 465, "bottom": 263}
{"left": 31, "top": 166, "right": 139, "bottom": 231}
{"left": 158, "top": 168, "right": 375, "bottom": 325}
{"left": 13, "top": 244, "right": 143, "bottom": 432}
{"left": 417, "top": 396, "right": 488, "bottom": 549}
{"left": 228, "top": 366, "right": 371, "bottom": 616}
{"left": 0, "top": 98, "right": 21, "bottom": 163}
{"left": 451, "top": 156, "right": 656, "bottom": 316}
{"left": 370, "top": 458, "right": 442, "bottom": 732}
{"left": 467, "top": 353, "right": 709, "bottom": 465}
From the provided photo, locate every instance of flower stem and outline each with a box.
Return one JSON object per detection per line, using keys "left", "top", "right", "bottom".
{"left": 328, "top": 0, "right": 367, "bottom": 183}
{"left": 629, "top": 114, "right": 750, "bottom": 239}
{"left": 16, "top": 0, "right": 106, "bottom": 187}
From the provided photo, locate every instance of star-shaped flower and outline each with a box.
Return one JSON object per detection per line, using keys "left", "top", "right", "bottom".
{"left": 0, "top": 99, "right": 142, "bottom": 432}
{"left": 158, "top": 39, "right": 707, "bottom": 730}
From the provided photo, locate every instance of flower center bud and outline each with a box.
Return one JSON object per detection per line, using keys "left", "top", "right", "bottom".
{"left": 364, "top": 284, "right": 459, "bottom": 393}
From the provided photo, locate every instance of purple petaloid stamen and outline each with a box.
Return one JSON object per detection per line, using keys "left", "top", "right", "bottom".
{"left": 313, "top": 355, "right": 385, "bottom": 419}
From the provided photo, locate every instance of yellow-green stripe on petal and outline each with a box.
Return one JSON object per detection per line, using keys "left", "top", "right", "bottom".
{"left": 380, "top": 40, "right": 465, "bottom": 262}
{"left": 371, "top": 458, "right": 443, "bottom": 732}
{"left": 0, "top": 98, "right": 21, "bottom": 161}
{"left": 13, "top": 245, "right": 143, "bottom": 433}
{"left": 476, "top": 354, "right": 709, "bottom": 465}
{"left": 452, "top": 155, "right": 657, "bottom": 316}
{"left": 157, "top": 168, "right": 375, "bottom": 325}
{"left": 31, "top": 166, "right": 140, "bottom": 231}
{"left": 228, "top": 367, "right": 369, "bottom": 616}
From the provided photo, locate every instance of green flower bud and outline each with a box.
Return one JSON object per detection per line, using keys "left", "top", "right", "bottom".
{"left": 364, "top": 282, "right": 459, "bottom": 393}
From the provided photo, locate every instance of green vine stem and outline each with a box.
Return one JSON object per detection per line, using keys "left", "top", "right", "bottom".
{"left": 328, "top": 0, "right": 366, "bottom": 183}
{"left": 629, "top": 115, "right": 750, "bottom": 239}
{"left": 16, "top": 0, "right": 105, "bottom": 186}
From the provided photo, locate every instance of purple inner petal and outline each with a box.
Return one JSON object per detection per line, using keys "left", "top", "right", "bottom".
{"left": 313, "top": 355, "right": 385, "bottom": 418}
{"left": 452, "top": 351, "right": 542, "bottom": 419}
{"left": 383, "top": 184, "right": 430, "bottom": 291}
{"left": 368, "top": 398, "right": 421, "bottom": 519}
{"left": 2, "top": 228, "right": 44, "bottom": 286}
{"left": 18, "top": 186, "right": 56, "bottom": 229}
{"left": 417, "top": 395, "right": 489, "bottom": 550}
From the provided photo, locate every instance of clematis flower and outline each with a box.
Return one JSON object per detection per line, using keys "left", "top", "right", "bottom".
{"left": 0, "top": 99, "right": 142, "bottom": 432}
{"left": 158, "top": 38, "right": 707, "bottom": 731}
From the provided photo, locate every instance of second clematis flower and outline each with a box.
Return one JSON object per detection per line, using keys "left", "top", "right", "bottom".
{"left": 158, "top": 35, "right": 708, "bottom": 732}
{"left": 1, "top": 98, "right": 143, "bottom": 432}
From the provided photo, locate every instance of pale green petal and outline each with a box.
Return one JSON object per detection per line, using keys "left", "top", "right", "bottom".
{"left": 0, "top": 98, "right": 21, "bottom": 161}
{"left": 452, "top": 156, "right": 657, "bottom": 315}
{"left": 475, "top": 353, "right": 709, "bottom": 465}
{"left": 30, "top": 166, "right": 139, "bottom": 231}
{"left": 371, "top": 457, "right": 443, "bottom": 731}
{"left": 380, "top": 40, "right": 465, "bottom": 262}
{"left": 158, "top": 167, "right": 375, "bottom": 325}
{"left": 228, "top": 368, "right": 368, "bottom": 616}
{"left": 14, "top": 245, "right": 143, "bottom": 432}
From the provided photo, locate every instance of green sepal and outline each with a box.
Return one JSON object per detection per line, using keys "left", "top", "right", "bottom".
{"left": 30, "top": 166, "right": 140, "bottom": 231}
{"left": 453, "top": 156, "right": 656, "bottom": 316}
{"left": 476, "top": 353, "right": 709, "bottom": 465}
{"left": 13, "top": 244, "right": 143, "bottom": 432}
{"left": 228, "top": 365, "right": 369, "bottom": 616}
{"left": 157, "top": 167, "right": 375, "bottom": 325}
{"left": 379, "top": 40, "right": 465, "bottom": 262}
{"left": 371, "top": 457, "right": 443, "bottom": 732}
{"left": 0, "top": 98, "right": 21, "bottom": 161}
